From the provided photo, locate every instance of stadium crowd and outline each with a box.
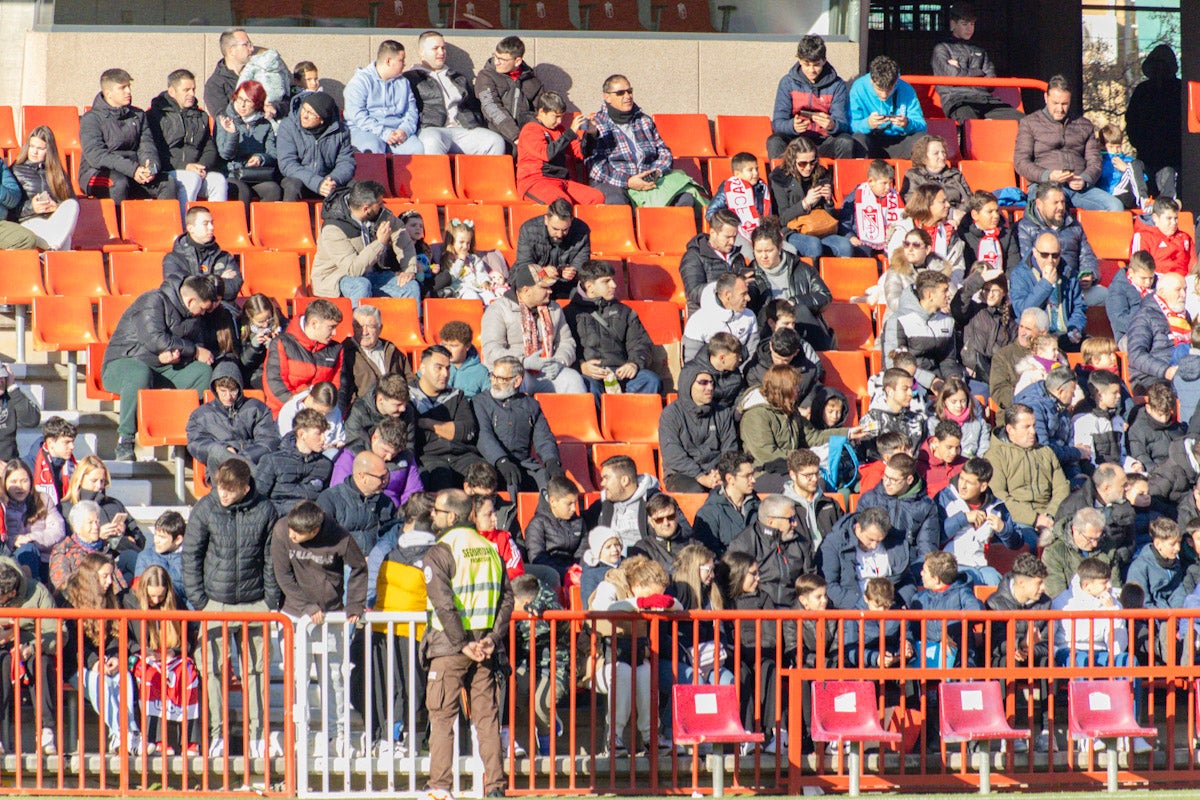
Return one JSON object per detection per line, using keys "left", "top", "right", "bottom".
{"left": 0, "top": 0, "right": 1194, "bottom": 780}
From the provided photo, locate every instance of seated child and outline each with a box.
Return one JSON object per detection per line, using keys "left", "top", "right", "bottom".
{"left": 1130, "top": 198, "right": 1193, "bottom": 276}
{"left": 512, "top": 574, "right": 571, "bottom": 754}
{"left": 288, "top": 60, "right": 322, "bottom": 117}
{"left": 580, "top": 527, "right": 623, "bottom": 611}
{"left": 134, "top": 510, "right": 190, "bottom": 609}
{"left": 1105, "top": 251, "right": 1156, "bottom": 346}
{"left": 916, "top": 420, "right": 966, "bottom": 498}
{"left": 797, "top": 384, "right": 851, "bottom": 464}
{"left": 957, "top": 190, "right": 1019, "bottom": 272}
{"left": 1051, "top": 557, "right": 1128, "bottom": 667}
{"left": 1072, "top": 369, "right": 1141, "bottom": 471}
{"left": 867, "top": 350, "right": 929, "bottom": 413}
{"left": 524, "top": 477, "right": 586, "bottom": 583}
{"left": 471, "top": 494, "right": 524, "bottom": 580}
{"left": 276, "top": 381, "right": 345, "bottom": 458}
{"left": 860, "top": 367, "right": 929, "bottom": 461}
{"left": 839, "top": 159, "right": 903, "bottom": 258}
{"left": 1096, "top": 124, "right": 1151, "bottom": 211}
{"left": 1173, "top": 324, "right": 1200, "bottom": 426}
{"left": 707, "top": 152, "right": 770, "bottom": 255}
{"left": 434, "top": 219, "right": 508, "bottom": 305}
{"left": 397, "top": 210, "right": 436, "bottom": 295}
{"left": 910, "top": 551, "right": 984, "bottom": 667}
{"left": 793, "top": 572, "right": 836, "bottom": 668}
{"left": 928, "top": 377, "right": 989, "bottom": 458}
{"left": 1126, "top": 518, "right": 1187, "bottom": 609}
{"left": 1127, "top": 381, "right": 1186, "bottom": 471}
{"left": 1013, "top": 333, "right": 1066, "bottom": 398}
{"left": 1126, "top": 472, "right": 1158, "bottom": 550}
{"left": 844, "top": 577, "right": 916, "bottom": 667}
{"left": 858, "top": 431, "right": 910, "bottom": 494}
{"left": 936, "top": 457, "right": 1021, "bottom": 586}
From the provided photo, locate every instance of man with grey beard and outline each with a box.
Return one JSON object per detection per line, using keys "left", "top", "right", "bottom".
{"left": 471, "top": 355, "right": 564, "bottom": 496}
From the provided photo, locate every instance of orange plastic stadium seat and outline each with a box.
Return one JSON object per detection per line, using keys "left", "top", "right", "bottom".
{"left": 454, "top": 154, "right": 524, "bottom": 205}
{"left": 22, "top": 105, "right": 81, "bottom": 152}
{"left": 822, "top": 302, "right": 875, "bottom": 351}
{"left": 962, "top": 118, "right": 1019, "bottom": 161}
{"left": 250, "top": 202, "right": 317, "bottom": 258}
{"left": 508, "top": 203, "right": 548, "bottom": 243}
{"left": 423, "top": 298, "right": 484, "bottom": 345}
{"left": 361, "top": 297, "right": 424, "bottom": 353}
{"left": 670, "top": 492, "right": 708, "bottom": 524}
{"left": 136, "top": 389, "right": 200, "bottom": 448}
{"left": 121, "top": 200, "right": 183, "bottom": 251}
{"left": 713, "top": 115, "right": 771, "bottom": 158}
{"left": 601, "top": 393, "right": 663, "bottom": 445}
{"left": 382, "top": 200, "right": 443, "bottom": 245}
{"left": 1085, "top": 306, "right": 1113, "bottom": 339}
{"left": 925, "top": 118, "right": 960, "bottom": 161}
{"left": 636, "top": 206, "right": 697, "bottom": 255}
{"left": 85, "top": 343, "right": 116, "bottom": 401}
{"left": 652, "top": 113, "right": 716, "bottom": 159}
{"left": 558, "top": 441, "right": 596, "bottom": 492}
{"left": 353, "top": 152, "right": 391, "bottom": 190}
{"left": 1076, "top": 209, "right": 1134, "bottom": 261}
{"left": 707, "top": 155, "right": 770, "bottom": 196}
{"left": 31, "top": 296, "right": 98, "bottom": 351}
{"left": 389, "top": 154, "right": 456, "bottom": 203}
{"left": 97, "top": 295, "right": 135, "bottom": 343}
{"left": 444, "top": 203, "right": 511, "bottom": 254}
{"left": 240, "top": 250, "right": 305, "bottom": 310}
{"left": 574, "top": 204, "right": 641, "bottom": 258}
{"left": 73, "top": 198, "right": 136, "bottom": 252}
{"left": 45, "top": 251, "right": 110, "bottom": 298}
{"left": 535, "top": 393, "right": 605, "bottom": 443}
{"left": 579, "top": 0, "right": 643, "bottom": 29}
{"left": 0, "top": 250, "right": 48, "bottom": 304}
{"left": 958, "top": 160, "right": 1017, "bottom": 193}
{"left": 626, "top": 257, "right": 687, "bottom": 308}
{"left": 820, "top": 258, "right": 879, "bottom": 302}
{"left": 592, "top": 442, "right": 657, "bottom": 482}
{"left": 0, "top": 106, "right": 18, "bottom": 159}
{"left": 624, "top": 300, "right": 682, "bottom": 344}
{"left": 818, "top": 350, "right": 870, "bottom": 402}
{"left": 109, "top": 251, "right": 168, "bottom": 296}
{"left": 189, "top": 200, "right": 260, "bottom": 253}
{"left": 294, "top": 296, "right": 354, "bottom": 342}
{"left": 831, "top": 159, "right": 875, "bottom": 204}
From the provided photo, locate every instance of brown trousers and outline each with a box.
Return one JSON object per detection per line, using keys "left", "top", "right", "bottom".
{"left": 426, "top": 653, "right": 505, "bottom": 794}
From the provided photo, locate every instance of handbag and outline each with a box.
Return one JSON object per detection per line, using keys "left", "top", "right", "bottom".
{"left": 233, "top": 166, "right": 278, "bottom": 183}
{"left": 786, "top": 208, "right": 838, "bottom": 238}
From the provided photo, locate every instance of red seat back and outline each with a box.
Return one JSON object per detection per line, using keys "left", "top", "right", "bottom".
{"left": 672, "top": 684, "right": 764, "bottom": 745}
{"left": 1066, "top": 679, "right": 1155, "bottom": 739}
{"left": 810, "top": 680, "right": 902, "bottom": 743}
{"left": 939, "top": 681, "right": 1027, "bottom": 742}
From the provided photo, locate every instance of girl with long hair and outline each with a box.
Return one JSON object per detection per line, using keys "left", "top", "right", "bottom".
{"left": 717, "top": 549, "right": 781, "bottom": 747}
{"left": 740, "top": 364, "right": 806, "bottom": 490}
{"left": 929, "top": 377, "right": 990, "bottom": 459}
{"left": 886, "top": 183, "right": 965, "bottom": 277}
{"left": 670, "top": 543, "right": 732, "bottom": 685}
{"left": 237, "top": 293, "right": 285, "bottom": 389}
{"left": 1, "top": 459, "right": 65, "bottom": 579}
{"left": 10, "top": 125, "right": 79, "bottom": 250}
{"left": 768, "top": 136, "right": 853, "bottom": 260}
{"left": 435, "top": 220, "right": 508, "bottom": 305}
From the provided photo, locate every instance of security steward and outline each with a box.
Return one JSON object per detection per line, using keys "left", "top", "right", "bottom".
{"left": 423, "top": 488, "right": 514, "bottom": 798}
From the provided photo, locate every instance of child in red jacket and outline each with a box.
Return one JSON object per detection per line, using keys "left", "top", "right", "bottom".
{"left": 472, "top": 493, "right": 524, "bottom": 580}
{"left": 1131, "top": 197, "right": 1194, "bottom": 277}
{"left": 515, "top": 92, "right": 604, "bottom": 206}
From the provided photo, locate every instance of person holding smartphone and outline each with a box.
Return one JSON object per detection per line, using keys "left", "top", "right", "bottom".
{"left": 849, "top": 55, "right": 927, "bottom": 159}
{"left": 60, "top": 456, "right": 146, "bottom": 585}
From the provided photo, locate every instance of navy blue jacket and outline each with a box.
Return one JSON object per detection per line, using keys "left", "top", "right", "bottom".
{"left": 1008, "top": 251, "right": 1086, "bottom": 335}
{"left": 1105, "top": 269, "right": 1150, "bottom": 343}
{"left": 855, "top": 480, "right": 941, "bottom": 562}
{"left": 1014, "top": 380, "right": 1082, "bottom": 470}
{"left": 818, "top": 512, "right": 917, "bottom": 610}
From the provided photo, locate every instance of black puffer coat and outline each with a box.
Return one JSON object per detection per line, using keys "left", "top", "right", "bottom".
{"left": 474, "top": 59, "right": 543, "bottom": 143}
{"left": 185, "top": 359, "right": 279, "bottom": 468}
{"left": 471, "top": 390, "right": 560, "bottom": 473}
{"left": 182, "top": 479, "right": 281, "bottom": 609}
{"left": 78, "top": 92, "right": 160, "bottom": 186}
{"left": 253, "top": 432, "right": 334, "bottom": 514}
{"left": 147, "top": 91, "right": 221, "bottom": 172}
{"left": 404, "top": 66, "right": 485, "bottom": 129}
{"left": 563, "top": 291, "right": 653, "bottom": 371}
{"left": 679, "top": 234, "right": 748, "bottom": 313}
{"left": 162, "top": 232, "right": 243, "bottom": 301}
{"left": 524, "top": 493, "right": 586, "bottom": 576}
{"left": 316, "top": 479, "right": 400, "bottom": 560}
{"left": 727, "top": 520, "right": 814, "bottom": 608}
{"left": 750, "top": 252, "right": 834, "bottom": 350}
{"left": 101, "top": 278, "right": 236, "bottom": 371}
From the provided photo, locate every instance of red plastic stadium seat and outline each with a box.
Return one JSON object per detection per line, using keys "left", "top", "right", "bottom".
{"left": 390, "top": 155, "right": 456, "bottom": 203}
{"left": 940, "top": 682, "right": 1029, "bottom": 743}
{"left": 424, "top": 298, "right": 484, "bottom": 346}
{"left": 535, "top": 393, "right": 605, "bottom": 444}
{"left": 624, "top": 300, "right": 682, "bottom": 344}
{"left": 958, "top": 160, "right": 1017, "bottom": 193}
{"left": 579, "top": 0, "right": 644, "bottom": 30}
{"left": 673, "top": 685, "right": 765, "bottom": 745}
{"left": 121, "top": 200, "right": 182, "bottom": 251}
{"left": 706, "top": 156, "right": 769, "bottom": 196}
{"left": 635, "top": 206, "right": 697, "bottom": 256}
{"left": 443, "top": 203, "right": 511, "bottom": 255}
{"left": 924, "top": 118, "right": 960, "bottom": 161}
{"left": 713, "top": 115, "right": 771, "bottom": 159}
{"left": 818, "top": 351, "right": 870, "bottom": 402}
{"left": 0, "top": 250, "right": 48, "bottom": 305}
{"left": 822, "top": 302, "right": 875, "bottom": 351}
{"left": 600, "top": 393, "right": 663, "bottom": 445}
{"left": 654, "top": 0, "right": 718, "bottom": 31}
{"left": 45, "top": 251, "right": 110, "bottom": 298}
{"left": 962, "top": 119, "right": 1019, "bottom": 161}
{"left": 97, "top": 295, "right": 135, "bottom": 342}
{"left": 574, "top": 204, "right": 641, "bottom": 258}
{"left": 73, "top": 198, "right": 136, "bottom": 252}
{"left": 509, "top": 0, "right": 577, "bottom": 29}
{"left": 0, "top": 106, "right": 18, "bottom": 160}
{"left": 558, "top": 441, "right": 596, "bottom": 492}
{"left": 1076, "top": 209, "right": 1134, "bottom": 261}
{"left": 454, "top": 155, "right": 524, "bottom": 205}
{"left": 137, "top": 389, "right": 200, "bottom": 447}
{"left": 508, "top": 203, "right": 549, "bottom": 244}
{"left": 250, "top": 202, "right": 318, "bottom": 262}
{"left": 109, "top": 251, "right": 168, "bottom": 296}
{"left": 240, "top": 250, "right": 305, "bottom": 311}
{"left": 31, "top": 296, "right": 98, "bottom": 351}
{"left": 626, "top": 257, "right": 687, "bottom": 309}
{"left": 652, "top": 113, "right": 716, "bottom": 159}
{"left": 670, "top": 492, "right": 707, "bottom": 524}
{"left": 22, "top": 105, "right": 81, "bottom": 152}
{"left": 592, "top": 442, "right": 657, "bottom": 483}
{"left": 190, "top": 200, "right": 261, "bottom": 253}
{"left": 811, "top": 680, "right": 903, "bottom": 745}
{"left": 1067, "top": 679, "right": 1156, "bottom": 743}
{"left": 353, "top": 152, "right": 391, "bottom": 190}
{"left": 361, "top": 297, "right": 424, "bottom": 353}
{"left": 85, "top": 343, "right": 116, "bottom": 401}
{"left": 370, "top": 0, "right": 435, "bottom": 26}
{"left": 820, "top": 258, "right": 879, "bottom": 302}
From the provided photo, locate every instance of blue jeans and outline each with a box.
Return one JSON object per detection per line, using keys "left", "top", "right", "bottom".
{"left": 1014, "top": 523, "right": 1041, "bottom": 552}
{"left": 583, "top": 368, "right": 662, "bottom": 399}
{"left": 1029, "top": 183, "right": 1124, "bottom": 212}
{"left": 785, "top": 232, "right": 854, "bottom": 260}
{"left": 338, "top": 271, "right": 420, "bottom": 306}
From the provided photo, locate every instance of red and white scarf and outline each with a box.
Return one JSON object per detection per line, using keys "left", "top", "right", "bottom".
{"left": 1153, "top": 293, "right": 1192, "bottom": 347}
{"left": 923, "top": 220, "right": 956, "bottom": 260}
{"left": 853, "top": 183, "right": 902, "bottom": 250}
{"left": 722, "top": 177, "right": 770, "bottom": 241}
{"left": 32, "top": 446, "right": 74, "bottom": 503}
{"left": 520, "top": 303, "right": 557, "bottom": 360}
{"left": 975, "top": 228, "right": 1003, "bottom": 267}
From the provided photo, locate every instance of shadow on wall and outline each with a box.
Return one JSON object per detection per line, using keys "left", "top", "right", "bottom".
{"left": 317, "top": 79, "right": 346, "bottom": 111}
{"left": 535, "top": 63, "right": 578, "bottom": 111}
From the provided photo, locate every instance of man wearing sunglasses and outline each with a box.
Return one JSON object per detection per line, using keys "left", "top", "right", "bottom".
{"left": 1016, "top": 182, "right": 1102, "bottom": 303}
{"left": 726, "top": 494, "right": 815, "bottom": 607}
{"left": 1009, "top": 231, "right": 1086, "bottom": 350}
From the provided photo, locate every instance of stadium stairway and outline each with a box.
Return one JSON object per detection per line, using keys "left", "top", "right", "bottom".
{"left": 2, "top": 309, "right": 193, "bottom": 525}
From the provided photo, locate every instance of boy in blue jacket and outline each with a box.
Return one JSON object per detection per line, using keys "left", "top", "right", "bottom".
{"left": 848, "top": 56, "right": 926, "bottom": 159}
{"left": 843, "top": 577, "right": 916, "bottom": 667}
{"left": 910, "top": 551, "right": 985, "bottom": 668}
{"left": 1127, "top": 518, "right": 1187, "bottom": 609}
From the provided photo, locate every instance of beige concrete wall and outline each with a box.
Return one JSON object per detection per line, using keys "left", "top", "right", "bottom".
{"left": 22, "top": 29, "right": 860, "bottom": 117}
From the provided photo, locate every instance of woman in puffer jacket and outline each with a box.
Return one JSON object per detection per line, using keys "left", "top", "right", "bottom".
{"left": 215, "top": 80, "right": 283, "bottom": 215}
{"left": 9, "top": 126, "right": 79, "bottom": 250}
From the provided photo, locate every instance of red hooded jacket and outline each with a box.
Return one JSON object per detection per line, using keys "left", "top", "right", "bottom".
{"left": 262, "top": 314, "right": 345, "bottom": 414}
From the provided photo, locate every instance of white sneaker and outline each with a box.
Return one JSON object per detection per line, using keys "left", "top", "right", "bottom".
{"left": 40, "top": 727, "right": 57, "bottom": 755}
{"left": 499, "top": 727, "right": 526, "bottom": 757}
{"left": 209, "top": 737, "right": 225, "bottom": 758}
{"left": 1132, "top": 736, "right": 1153, "bottom": 754}
{"left": 740, "top": 741, "right": 758, "bottom": 756}
{"left": 1090, "top": 738, "right": 1106, "bottom": 752}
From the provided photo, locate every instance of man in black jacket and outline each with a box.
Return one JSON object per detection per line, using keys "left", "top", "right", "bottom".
{"left": 186, "top": 358, "right": 278, "bottom": 471}
{"left": 405, "top": 31, "right": 505, "bottom": 156}
{"left": 147, "top": 69, "right": 228, "bottom": 208}
{"left": 474, "top": 35, "right": 543, "bottom": 147}
{"left": 929, "top": 3, "right": 1022, "bottom": 122}
{"left": 629, "top": 493, "right": 696, "bottom": 572}
{"left": 513, "top": 200, "right": 591, "bottom": 299}
{"left": 317, "top": 450, "right": 400, "bottom": 561}
{"left": 204, "top": 28, "right": 254, "bottom": 122}
{"left": 101, "top": 275, "right": 228, "bottom": 461}
{"left": 1054, "top": 463, "right": 1137, "bottom": 571}
{"left": 162, "top": 206, "right": 242, "bottom": 301}
{"left": 471, "top": 356, "right": 562, "bottom": 494}
{"left": 254, "top": 408, "right": 334, "bottom": 514}
{"left": 658, "top": 368, "right": 738, "bottom": 493}
{"left": 680, "top": 209, "right": 748, "bottom": 313}
{"left": 693, "top": 451, "right": 760, "bottom": 556}
{"left": 727, "top": 494, "right": 815, "bottom": 607}
{"left": 79, "top": 68, "right": 177, "bottom": 208}
{"left": 345, "top": 373, "right": 413, "bottom": 455}
{"left": 182, "top": 458, "right": 280, "bottom": 758}
{"left": 563, "top": 259, "right": 660, "bottom": 396}
{"left": 410, "top": 345, "right": 485, "bottom": 490}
